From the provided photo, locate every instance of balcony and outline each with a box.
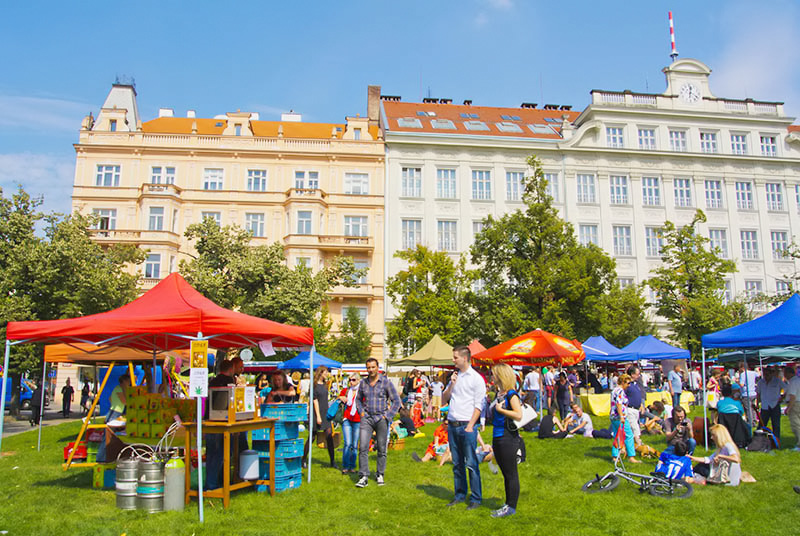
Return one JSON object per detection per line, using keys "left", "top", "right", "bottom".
{"left": 89, "top": 228, "right": 181, "bottom": 248}
{"left": 330, "top": 283, "right": 377, "bottom": 301}
{"left": 139, "top": 183, "right": 182, "bottom": 199}
{"left": 283, "top": 234, "right": 374, "bottom": 253}
{"left": 284, "top": 188, "right": 327, "bottom": 205}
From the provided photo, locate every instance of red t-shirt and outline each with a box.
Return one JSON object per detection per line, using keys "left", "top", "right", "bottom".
{"left": 340, "top": 388, "right": 361, "bottom": 422}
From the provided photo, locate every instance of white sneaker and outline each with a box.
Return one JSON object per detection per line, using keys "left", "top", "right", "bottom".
{"left": 356, "top": 476, "right": 368, "bottom": 488}
{"left": 376, "top": 474, "right": 385, "bottom": 486}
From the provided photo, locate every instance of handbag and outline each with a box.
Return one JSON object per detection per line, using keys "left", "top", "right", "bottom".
{"left": 504, "top": 392, "right": 538, "bottom": 432}
{"left": 326, "top": 399, "right": 341, "bottom": 421}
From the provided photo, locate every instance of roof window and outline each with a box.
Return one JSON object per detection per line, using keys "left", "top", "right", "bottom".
{"left": 544, "top": 118, "right": 561, "bottom": 123}
{"left": 496, "top": 122, "right": 523, "bottom": 133}
{"left": 528, "top": 124, "right": 556, "bottom": 134}
{"left": 431, "top": 119, "right": 456, "bottom": 129}
{"left": 460, "top": 112, "right": 479, "bottom": 119}
{"left": 501, "top": 114, "right": 521, "bottom": 121}
{"left": 464, "top": 121, "right": 489, "bottom": 131}
{"left": 397, "top": 117, "right": 423, "bottom": 128}
{"left": 215, "top": 122, "right": 224, "bottom": 127}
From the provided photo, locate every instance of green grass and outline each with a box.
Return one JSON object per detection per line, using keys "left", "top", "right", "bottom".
{"left": 0, "top": 410, "right": 798, "bottom": 536}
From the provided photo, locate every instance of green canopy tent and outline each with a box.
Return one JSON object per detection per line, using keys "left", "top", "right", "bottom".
{"left": 386, "top": 334, "right": 454, "bottom": 367}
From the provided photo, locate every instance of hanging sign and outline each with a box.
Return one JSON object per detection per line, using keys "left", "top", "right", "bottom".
{"left": 189, "top": 339, "right": 209, "bottom": 398}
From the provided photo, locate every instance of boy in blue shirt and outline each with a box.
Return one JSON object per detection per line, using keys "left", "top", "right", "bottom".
{"left": 655, "top": 440, "right": 694, "bottom": 480}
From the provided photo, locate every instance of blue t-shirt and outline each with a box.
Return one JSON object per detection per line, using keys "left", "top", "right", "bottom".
{"left": 655, "top": 451, "right": 693, "bottom": 480}
{"left": 625, "top": 382, "right": 643, "bottom": 409}
{"left": 492, "top": 390, "right": 519, "bottom": 438}
{"left": 668, "top": 371, "right": 682, "bottom": 393}
{"left": 716, "top": 397, "right": 744, "bottom": 415}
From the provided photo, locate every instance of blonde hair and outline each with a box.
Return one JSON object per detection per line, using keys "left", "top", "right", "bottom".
{"left": 617, "top": 373, "right": 632, "bottom": 387}
{"left": 710, "top": 424, "right": 736, "bottom": 451}
{"left": 492, "top": 364, "right": 517, "bottom": 392}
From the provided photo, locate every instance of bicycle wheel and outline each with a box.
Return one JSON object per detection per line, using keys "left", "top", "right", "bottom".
{"left": 649, "top": 479, "right": 693, "bottom": 499}
{"left": 582, "top": 473, "right": 620, "bottom": 493}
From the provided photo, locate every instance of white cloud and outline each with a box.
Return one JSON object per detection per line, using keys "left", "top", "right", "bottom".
{"left": 0, "top": 153, "right": 75, "bottom": 215}
{"left": 0, "top": 94, "right": 90, "bottom": 133}
{"left": 711, "top": 2, "right": 800, "bottom": 116}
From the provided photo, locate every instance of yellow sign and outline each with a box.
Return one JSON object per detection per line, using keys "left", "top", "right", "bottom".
{"left": 190, "top": 340, "right": 208, "bottom": 369}
{"left": 504, "top": 339, "right": 536, "bottom": 356}
{"left": 553, "top": 337, "right": 580, "bottom": 353}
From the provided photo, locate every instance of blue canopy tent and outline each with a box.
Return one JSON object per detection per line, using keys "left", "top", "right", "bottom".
{"left": 277, "top": 351, "right": 342, "bottom": 370}
{"left": 621, "top": 335, "right": 690, "bottom": 361}
{"left": 700, "top": 293, "right": 800, "bottom": 448}
{"left": 583, "top": 336, "right": 638, "bottom": 362}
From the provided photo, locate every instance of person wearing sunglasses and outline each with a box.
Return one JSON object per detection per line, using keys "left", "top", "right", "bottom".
{"left": 338, "top": 373, "right": 362, "bottom": 474}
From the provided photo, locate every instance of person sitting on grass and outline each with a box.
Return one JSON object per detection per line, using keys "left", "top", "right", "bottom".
{"left": 390, "top": 406, "right": 424, "bottom": 438}
{"left": 642, "top": 401, "right": 666, "bottom": 434}
{"left": 654, "top": 439, "right": 704, "bottom": 485}
{"left": 538, "top": 405, "right": 569, "bottom": 439}
{"left": 563, "top": 402, "right": 594, "bottom": 437}
{"left": 689, "top": 424, "right": 742, "bottom": 486}
{"left": 664, "top": 406, "right": 696, "bottom": 455}
{"left": 411, "top": 421, "right": 450, "bottom": 466}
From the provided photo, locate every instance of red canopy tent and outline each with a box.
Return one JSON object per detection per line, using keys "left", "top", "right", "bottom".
{"left": 472, "top": 328, "right": 585, "bottom": 367}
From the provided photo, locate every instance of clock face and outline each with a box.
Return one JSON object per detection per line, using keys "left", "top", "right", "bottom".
{"left": 679, "top": 83, "right": 701, "bottom": 103}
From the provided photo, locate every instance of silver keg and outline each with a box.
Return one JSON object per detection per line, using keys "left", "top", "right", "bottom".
{"left": 136, "top": 460, "right": 165, "bottom": 513}
{"left": 115, "top": 458, "right": 139, "bottom": 510}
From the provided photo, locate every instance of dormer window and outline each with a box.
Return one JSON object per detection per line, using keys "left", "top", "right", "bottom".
{"left": 235, "top": 125, "right": 242, "bottom": 136}
{"left": 109, "top": 119, "right": 117, "bottom": 132}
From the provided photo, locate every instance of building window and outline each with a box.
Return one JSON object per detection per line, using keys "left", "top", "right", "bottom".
{"left": 638, "top": 128, "right": 656, "bottom": 150}
{"left": 609, "top": 175, "right": 629, "bottom": 205}
{"left": 352, "top": 260, "right": 369, "bottom": 284}
{"left": 437, "top": 220, "right": 457, "bottom": 251}
{"left": 776, "top": 280, "right": 792, "bottom": 294}
{"left": 740, "top": 230, "right": 759, "bottom": 260}
{"left": 472, "top": 220, "right": 488, "bottom": 238}
{"left": 704, "top": 180, "right": 723, "bottom": 209}
{"left": 201, "top": 211, "right": 221, "bottom": 226}
{"left": 709, "top": 229, "right": 729, "bottom": 258}
{"left": 472, "top": 170, "right": 492, "bottom": 200}
{"left": 617, "top": 277, "right": 634, "bottom": 289}
{"left": 606, "top": 127, "right": 624, "bottom": 148}
{"left": 344, "top": 173, "right": 369, "bottom": 195}
{"left": 578, "top": 224, "right": 599, "bottom": 246}
{"left": 148, "top": 207, "right": 164, "bottom": 231}
{"left": 353, "top": 128, "right": 361, "bottom": 140}
{"left": 766, "top": 183, "right": 784, "bottom": 211}
{"left": 760, "top": 135, "right": 778, "bottom": 157}
{"left": 172, "top": 209, "right": 178, "bottom": 233}
{"left": 296, "top": 211, "right": 312, "bottom": 235}
{"left": 401, "top": 219, "right": 422, "bottom": 250}
{"left": 247, "top": 169, "right": 267, "bottom": 192}
{"left": 700, "top": 132, "right": 718, "bottom": 153}
{"left": 92, "top": 208, "right": 116, "bottom": 231}
{"left": 577, "top": 174, "right": 596, "bottom": 203}
{"left": 506, "top": 171, "right": 524, "bottom": 201}
{"left": 296, "top": 257, "right": 311, "bottom": 268}
{"left": 796, "top": 185, "right": 800, "bottom": 213}
{"left": 95, "top": 165, "right": 120, "bottom": 187}
{"left": 744, "top": 280, "right": 763, "bottom": 300}
{"left": 344, "top": 216, "right": 368, "bottom": 237}
{"left": 735, "top": 182, "right": 754, "bottom": 210}
{"left": 295, "top": 170, "right": 319, "bottom": 191}
{"left": 720, "top": 280, "right": 732, "bottom": 305}
{"left": 674, "top": 178, "right": 693, "bottom": 207}
{"left": 144, "top": 253, "right": 161, "bottom": 279}
{"left": 203, "top": 168, "right": 223, "bottom": 190}
{"left": 641, "top": 177, "right": 661, "bottom": 206}
{"left": 669, "top": 130, "right": 688, "bottom": 152}
{"left": 771, "top": 231, "right": 789, "bottom": 259}
{"left": 436, "top": 169, "right": 457, "bottom": 199}
{"left": 401, "top": 167, "right": 422, "bottom": 197}
{"left": 245, "top": 213, "right": 265, "bottom": 237}
{"left": 343, "top": 306, "right": 368, "bottom": 323}
{"left": 109, "top": 119, "right": 117, "bottom": 132}
{"left": 544, "top": 173, "right": 560, "bottom": 202}
{"left": 612, "top": 225, "right": 632, "bottom": 256}
{"left": 731, "top": 134, "right": 748, "bottom": 155}
{"left": 645, "top": 227, "right": 663, "bottom": 257}
{"left": 151, "top": 166, "right": 175, "bottom": 185}
{"left": 472, "top": 278, "right": 486, "bottom": 295}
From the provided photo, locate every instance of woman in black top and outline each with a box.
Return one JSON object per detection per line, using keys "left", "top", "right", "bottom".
{"left": 303, "top": 365, "right": 335, "bottom": 468}
{"left": 555, "top": 372, "right": 573, "bottom": 420}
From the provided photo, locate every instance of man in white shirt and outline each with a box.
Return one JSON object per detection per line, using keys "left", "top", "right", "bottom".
{"left": 563, "top": 402, "right": 594, "bottom": 437}
{"left": 430, "top": 376, "right": 444, "bottom": 420}
{"left": 757, "top": 367, "right": 786, "bottom": 441}
{"left": 688, "top": 368, "right": 702, "bottom": 406}
{"left": 543, "top": 367, "right": 555, "bottom": 409}
{"left": 783, "top": 365, "right": 800, "bottom": 451}
{"left": 442, "top": 345, "right": 486, "bottom": 509}
{"left": 522, "top": 367, "right": 541, "bottom": 412}
{"left": 738, "top": 363, "right": 759, "bottom": 427}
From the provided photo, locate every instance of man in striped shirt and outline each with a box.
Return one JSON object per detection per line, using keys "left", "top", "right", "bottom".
{"left": 355, "top": 357, "right": 401, "bottom": 488}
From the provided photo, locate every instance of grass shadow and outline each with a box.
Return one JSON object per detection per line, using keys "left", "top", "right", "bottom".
{"left": 32, "top": 470, "right": 93, "bottom": 489}
{"left": 583, "top": 445, "right": 613, "bottom": 461}
{"left": 416, "top": 483, "right": 451, "bottom": 500}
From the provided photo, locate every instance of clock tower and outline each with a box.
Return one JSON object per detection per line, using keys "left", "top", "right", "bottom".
{"left": 662, "top": 58, "right": 715, "bottom": 107}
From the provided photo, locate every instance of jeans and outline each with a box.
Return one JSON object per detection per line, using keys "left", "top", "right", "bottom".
{"left": 448, "top": 422, "right": 482, "bottom": 503}
{"left": 610, "top": 418, "right": 635, "bottom": 458}
{"left": 741, "top": 396, "right": 757, "bottom": 427}
{"left": 663, "top": 438, "right": 696, "bottom": 455}
{"left": 359, "top": 415, "right": 388, "bottom": 477}
{"left": 342, "top": 419, "right": 359, "bottom": 471}
{"left": 672, "top": 392, "right": 682, "bottom": 411}
{"left": 205, "top": 433, "right": 236, "bottom": 490}
{"left": 760, "top": 405, "right": 781, "bottom": 442}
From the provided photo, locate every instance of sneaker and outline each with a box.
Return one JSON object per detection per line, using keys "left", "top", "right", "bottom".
{"left": 355, "top": 476, "right": 368, "bottom": 488}
{"left": 376, "top": 474, "right": 385, "bottom": 486}
{"left": 411, "top": 452, "right": 422, "bottom": 462}
{"left": 487, "top": 461, "right": 499, "bottom": 475}
{"left": 792, "top": 446, "right": 800, "bottom": 452}
{"left": 466, "top": 501, "right": 480, "bottom": 510}
{"left": 491, "top": 505, "right": 516, "bottom": 518}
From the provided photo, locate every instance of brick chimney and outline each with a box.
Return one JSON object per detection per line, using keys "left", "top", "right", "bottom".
{"left": 368, "top": 85, "right": 381, "bottom": 126}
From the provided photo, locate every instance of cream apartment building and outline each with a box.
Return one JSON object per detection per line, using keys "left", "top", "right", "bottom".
{"left": 381, "top": 58, "right": 800, "bottom": 355}
{"left": 72, "top": 84, "right": 386, "bottom": 358}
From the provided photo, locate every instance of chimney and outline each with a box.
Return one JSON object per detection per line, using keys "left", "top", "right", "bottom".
{"left": 187, "top": 110, "right": 196, "bottom": 118}
{"left": 368, "top": 85, "right": 381, "bottom": 126}
{"left": 463, "top": 99, "right": 472, "bottom": 106}
{"left": 158, "top": 108, "right": 174, "bottom": 118}
{"left": 423, "top": 97, "right": 438, "bottom": 104}
{"left": 380, "top": 95, "right": 401, "bottom": 102}
{"left": 520, "top": 102, "right": 537, "bottom": 109}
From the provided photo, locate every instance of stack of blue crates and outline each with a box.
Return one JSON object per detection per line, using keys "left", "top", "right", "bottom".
{"left": 254, "top": 403, "right": 306, "bottom": 493}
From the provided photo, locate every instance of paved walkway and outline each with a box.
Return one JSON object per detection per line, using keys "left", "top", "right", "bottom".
{"left": 2, "top": 408, "right": 83, "bottom": 438}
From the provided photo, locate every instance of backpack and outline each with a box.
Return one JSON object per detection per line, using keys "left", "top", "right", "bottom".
{"left": 746, "top": 427, "right": 777, "bottom": 452}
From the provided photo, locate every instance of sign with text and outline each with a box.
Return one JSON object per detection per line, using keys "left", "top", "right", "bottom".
{"left": 190, "top": 339, "right": 209, "bottom": 398}
{"left": 190, "top": 340, "right": 209, "bottom": 369}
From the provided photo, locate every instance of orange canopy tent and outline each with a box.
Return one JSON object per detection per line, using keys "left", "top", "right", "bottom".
{"left": 471, "top": 328, "right": 585, "bottom": 367}
{"left": 44, "top": 343, "right": 185, "bottom": 364}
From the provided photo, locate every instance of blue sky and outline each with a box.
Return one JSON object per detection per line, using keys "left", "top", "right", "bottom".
{"left": 1, "top": 0, "right": 799, "bottom": 214}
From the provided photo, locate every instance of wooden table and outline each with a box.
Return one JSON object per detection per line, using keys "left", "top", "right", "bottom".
{"left": 183, "top": 418, "right": 276, "bottom": 508}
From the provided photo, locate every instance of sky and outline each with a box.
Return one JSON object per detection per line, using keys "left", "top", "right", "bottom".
{"left": 1, "top": 0, "right": 799, "bottom": 215}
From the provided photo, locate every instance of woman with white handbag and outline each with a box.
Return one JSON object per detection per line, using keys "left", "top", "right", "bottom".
{"left": 489, "top": 364, "right": 524, "bottom": 518}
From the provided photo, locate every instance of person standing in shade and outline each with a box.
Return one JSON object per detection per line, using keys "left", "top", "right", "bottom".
{"left": 667, "top": 364, "right": 683, "bottom": 411}
{"left": 442, "top": 345, "right": 487, "bottom": 510}
{"left": 80, "top": 381, "right": 92, "bottom": 415}
{"left": 522, "top": 367, "right": 541, "bottom": 413}
{"left": 355, "top": 358, "right": 401, "bottom": 488}
{"left": 303, "top": 365, "right": 335, "bottom": 469}
{"left": 61, "top": 378, "right": 74, "bottom": 418}
{"left": 738, "top": 362, "right": 758, "bottom": 428}
{"left": 757, "top": 367, "right": 785, "bottom": 442}
{"left": 30, "top": 381, "right": 44, "bottom": 426}
{"left": 783, "top": 365, "right": 800, "bottom": 452}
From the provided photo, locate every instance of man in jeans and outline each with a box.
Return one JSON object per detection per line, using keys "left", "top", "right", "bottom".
{"left": 355, "top": 358, "right": 401, "bottom": 488}
{"left": 442, "top": 345, "right": 486, "bottom": 509}
{"left": 667, "top": 364, "right": 683, "bottom": 411}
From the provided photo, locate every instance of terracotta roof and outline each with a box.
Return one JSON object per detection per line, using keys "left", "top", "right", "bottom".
{"left": 382, "top": 101, "right": 580, "bottom": 139}
{"left": 789, "top": 125, "right": 800, "bottom": 133}
{"left": 142, "top": 117, "right": 380, "bottom": 140}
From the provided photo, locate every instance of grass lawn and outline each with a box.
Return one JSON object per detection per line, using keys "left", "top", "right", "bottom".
{"left": 1, "top": 409, "right": 798, "bottom": 536}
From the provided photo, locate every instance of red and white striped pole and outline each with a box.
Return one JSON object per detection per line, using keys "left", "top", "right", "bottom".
{"left": 669, "top": 11, "right": 678, "bottom": 62}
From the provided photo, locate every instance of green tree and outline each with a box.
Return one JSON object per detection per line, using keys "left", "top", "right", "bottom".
{"left": 328, "top": 307, "right": 372, "bottom": 363}
{"left": 468, "top": 156, "right": 618, "bottom": 344}
{"left": 646, "top": 210, "right": 740, "bottom": 355}
{"left": 179, "top": 219, "right": 363, "bottom": 336}
{"left": 598, "top": 284, "right": 656, "bottom": 347}
{"left": 386, "top": 245, "right": 469, "bottom": 356}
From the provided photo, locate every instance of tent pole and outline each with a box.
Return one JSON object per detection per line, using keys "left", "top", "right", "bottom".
{"left": 152, "top": 347, "right": 157, "bottom": 394}
{"left": 702, "top": 348, "right": 708, "bottom": 451}
{"left": 308, "top": 345, "right": 314, "bottom": 483}
{"left": 128, "top": 361, "right": 136, "bottom": 386}
{"left": 196, "top": 332, "right": 204, "bottom": 524}
{"left": 66, "top": 363, "right": 114, "bottom": 470}
{"left": 37, "top": 358, "right": 47, "bottom": 451}
{"left": 0, "top": 340, "right": 11, "bottom": 452}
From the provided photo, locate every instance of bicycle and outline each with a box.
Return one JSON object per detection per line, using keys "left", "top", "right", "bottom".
{"left": 581, "top": 457, "right": 693, "bottom": 499}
